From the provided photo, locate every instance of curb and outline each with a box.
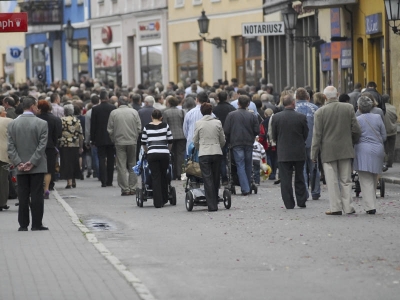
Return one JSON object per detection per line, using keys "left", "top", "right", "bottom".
{"left": 381, "top": 176, "right": 400, "bottom": 185}
{"left": 53, "top": 189, "right": 156, "bottom": 300}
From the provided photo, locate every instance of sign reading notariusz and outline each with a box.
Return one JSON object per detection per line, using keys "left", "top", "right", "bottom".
{"left": 242, "top": 22, "right": 285, "bottom": 37}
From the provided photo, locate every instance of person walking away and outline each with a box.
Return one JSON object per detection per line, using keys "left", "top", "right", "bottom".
{"left": 7, "top": 96, "right": 49, "bottom": 231}
{"left": 37, "top": 100, "right": 62, "bottom": 198}
{"left": 138, "top": 96, "right": 155, "bottom": 161}
{"left": 311, "top": 86, "right": 361, "bottom": 215}
{"left": 141, "top": 110, "right": 173, "bottom": 208}
{"left": 85, "top": 94, "right": 100, "bottom": 178}
{"left": 0, "top": 106, "right": 12, "bottom": 211}
{"left": 353, "top": 96, "right": 386, "bottom": 214}
{"left": 162, "top": 96, "right": 186, "bottom": 180}
{"left": 107, "top": 96, "right": 141, "bottom": 196}
{"left": 91, "top": 90, "right": 116, "bottom": 187}
{"left": 224, "top": 95, "right": 259, "bottom": 196}
{"left": 382, "top": 94, "right": 397, "bottom": 168}
{"left": 364, "top": 81, "right": 385, "bottom": 114}
{"left": 348, "top": 83, "right": 362, "bottom": 112}
{"left": 193, "top": 103, "right": 225, "bottom": 211}
{"left": 294, "top": 88, "right": 320, "bottom": 200}
{"left": 272, "top": 94, "right": 308, "bottom": 209}
{"left": 252, "top": 136, "right": 266, "bottom": 185}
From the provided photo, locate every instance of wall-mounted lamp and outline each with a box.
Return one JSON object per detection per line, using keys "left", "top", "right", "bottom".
{"left": 197, "top": 11, "right": 227, "bottom": 53}
{"left": 65, "top": 20, "right": 90, "bottom": 56}
{"left": 361, "top": 62, "right": 367, "bottom": 70}
{"left": 385, "top": 0, "right": 400, "bottom": 35}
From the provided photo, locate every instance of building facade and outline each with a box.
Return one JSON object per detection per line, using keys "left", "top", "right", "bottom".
{"left": 168, "top": 0, "right": 264, "bottom": 86}
{"left": 89, "top": 0, "right": 168, "bottom": 88}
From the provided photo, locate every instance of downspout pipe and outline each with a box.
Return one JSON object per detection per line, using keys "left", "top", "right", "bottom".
{"left": 344, "top": 5, "right": 354, "bottom": 90}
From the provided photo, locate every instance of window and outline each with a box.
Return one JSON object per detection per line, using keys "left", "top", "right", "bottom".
{"left": 94, "top": 47, "right": 122, "bottom": 87}
{"left": 175, "top": 0, "right": 184, "bottom": 8}
{"left": 32, "top": 44, "right": 46, "bottom": 80}
{"left": 192, "top": 0, "right": 202, "bottom": 5}
{"left": 72, "top": 40, "right": 89, "bottom": 82}
{"left": 235, "top": 36, "right": 262, "bottom": 86}
{"left": 140, "top": 45, "right": 162, "bottom": 87}
{"left": 176, "top": 41, "right": 203, "bottom": 83}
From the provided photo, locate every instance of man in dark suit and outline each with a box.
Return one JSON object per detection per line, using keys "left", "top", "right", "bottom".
{"left": 91, "top": 90, "right": 116, "bottom": 187}
{"left": 7, "top": 96, "right": 49, "bottom": 231}
{"left": 272, "top": 94, "right": 308, "bottom": 209}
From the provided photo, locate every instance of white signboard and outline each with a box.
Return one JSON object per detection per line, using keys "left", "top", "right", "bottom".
{"left": 242, "top": 22, "right": 285, "bottom": 37}
{"left": 6, "top": 46, "right": 24, "bottom": 63}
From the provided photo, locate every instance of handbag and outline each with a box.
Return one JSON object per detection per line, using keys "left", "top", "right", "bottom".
{"left": 185, "top": 160, "right": 202, "bottom": 178}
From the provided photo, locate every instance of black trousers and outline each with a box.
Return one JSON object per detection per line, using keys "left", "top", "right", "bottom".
{"left": 171, "top": 139, "right": 186, "bottom": 179}
{"left": 147, "top": 153, "right": 169, "bottom": 208}
{"left": 97, "top": 145, "right": 115, "bottom": 186}
{"left": 199, "top": 155, "right": 222, "bottom": 211}
{"left": 278, "top": 161, "right": 307, "bottom": 209}
{"left": 17, "top": 173, "right": 45, "bottom": 228}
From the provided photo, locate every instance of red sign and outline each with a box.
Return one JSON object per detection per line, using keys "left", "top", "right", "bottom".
{"left": 101, "top": 26, "right": 112, "bottom": 44}
{"left": 0, "top": 13, "right": 28, "bottom": 33}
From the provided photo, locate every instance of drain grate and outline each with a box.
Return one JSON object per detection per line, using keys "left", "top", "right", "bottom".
{"left": 84, "top": 218, "right": 115, "bottom": 231}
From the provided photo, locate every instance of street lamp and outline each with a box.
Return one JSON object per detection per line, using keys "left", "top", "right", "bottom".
{"left": 384, "top": 0, "right": 400, "bottom": 35}
{"left": 65, "top": 20, "right": 90, "bottom": 56}
{"left": 197, "top": 11, "right": 227, "bottom": 53}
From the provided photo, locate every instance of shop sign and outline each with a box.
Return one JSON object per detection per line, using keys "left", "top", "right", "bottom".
{"left": 331, "top": 42, "right": 341, "bottom": 59}
{"left": 138, "top": 20, "right": 161, "bottom": 40}
{"left": 331, "top": 8, "right": 341, "bottom": 37}
{"left": 366, "top": 13, "right": 382, "bottom": 35}
{"left": 320, "top": 43, "right": 331, "bottom": 71}
{"left": 302, "top": 0, "right": 358, "bottom": 9}
{"left": 242, "top": 22, "right": 285, "bottom": 37}
{"left": 6, "top": 46, "right": 24, "bottom": 63}
{"left": 340, "top": 41, "right": 352, "bottom": 69}
{"left": 101, "top": 26, "right": 113, "bottom": 44}
{"left": 0, "top": 13, "right": 28, "bottom": 32}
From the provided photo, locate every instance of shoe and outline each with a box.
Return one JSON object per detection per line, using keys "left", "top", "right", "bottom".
{"left": 86, "top": 172, "right": 92, "bottom": 178}
{"left": 101, "top": 184, "right": 107, "bottom": 187}
{"left": 72, "top": 180, "right": 76, "bottom": 188}
{"left": 241, "top": 192, "right": 249, "bottom": 196}
{"left": 269, "top": 176, "right": 276, "bottom": 180}
{"left": 31, "top": 226, "right": 49, "bottom": 231}
{"left": 347, "top": 210, "right": 356, "bottom": 214}
{"left": 106, "top": 183, "right": 113, "bottom": 187}
{"left": 130, "top": 190, "right": 136, "bottom": 195}
{"left": 44, "top": 190, "right": 50, "bottom": 200}
{"left": 121, "top": 192, "right": 131, "bottom": 196}
{"left": 325, "top": 210, "right": 342, "bottom": 215}
{"left": 312, "top": 196, "right": 320, "bottom": 200}
{"left": 298, "top": 204, "right": 306, "bottom": 208}
{"left": 382, "top": 165, "right": 388, "bottom": 172}
{"left": 366, "top": 209, "right": 376, "bottom": 214}
{"left": 65, "top": 185, "right": 72, "bottom": 189}
{"left": 208, "top": 209, "right": 218, "bottom": 212}
{"left": 18, "top": 227, "right": 28, "bottom": 231}
{"left": 274, "top": 179, "right": 280, "bottom": 185}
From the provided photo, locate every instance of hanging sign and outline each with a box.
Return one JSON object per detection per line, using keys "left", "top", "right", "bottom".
{"left": 242, "top": 22, "right": 285, "bottom": 37}
{"left": 0, "top": 13, "right": 28, "bottom": 32}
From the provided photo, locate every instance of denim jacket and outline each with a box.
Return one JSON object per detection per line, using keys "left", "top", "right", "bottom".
{"left": 295, "top": 100, "right": 319, "bottom": 148}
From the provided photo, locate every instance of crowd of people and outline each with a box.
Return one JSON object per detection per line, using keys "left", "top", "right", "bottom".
{"left": 0, "top": 76, "right": 398, "bottom": 229}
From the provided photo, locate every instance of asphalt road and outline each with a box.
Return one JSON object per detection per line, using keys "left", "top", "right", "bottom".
{"left": 57, "top": 175, "right": 400, "bottom": 300}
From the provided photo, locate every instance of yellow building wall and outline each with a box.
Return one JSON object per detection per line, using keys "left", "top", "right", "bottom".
{"left": 352, "top": 0, "right": 386, "bottom": 93}
{"left": 168, "top": 0, "right": 263, "bottom": 84}
{"left": 389, "top": 32, "right": 400, "bottom": 118}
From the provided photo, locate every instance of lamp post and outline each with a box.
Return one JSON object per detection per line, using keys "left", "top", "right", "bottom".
{"left": 64, "top": 20, "right": 89, "bottom": 56}
{"left": 197, "top": 11, "right": 227, "bottom": 53}
{"left": 385, "top": 0, "right": 400, "bottom": 35}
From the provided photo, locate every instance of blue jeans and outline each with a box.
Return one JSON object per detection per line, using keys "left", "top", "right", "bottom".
{"left": 91, "top": 146, "right": 99, "bottom": 178}
{"left": 232, "top": 145, "right": 253, "bottom": 194}
{"left": 304, "top": 147, "right": 320, "bottom": 199}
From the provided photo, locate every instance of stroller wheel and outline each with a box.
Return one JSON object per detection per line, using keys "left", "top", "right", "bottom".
{"left": 169, "top": 186, "right": 177, "bottom": 205}
{"left": 254, "top": 185, "right": 258, "bottom": 195}
{"left": 379, "top": 178, "right": 385, "bottom": 197}
{"left": 185, "top": 191, "right": 194, "bottom": 212}
{"left": 223, "top": 189, "right": 231, "bottom": 209}
{"left": 136, "top": 188, "right": 144, "bottom": 207}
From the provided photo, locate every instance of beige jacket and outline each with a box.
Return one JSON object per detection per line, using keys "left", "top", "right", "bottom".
{"left": 193, "top": 115, "right": 225, "bottom": 157}
{"left": 0, "top": 117, "right": 12, "bottom": 163}
{"left": 311, "top": 100, "right": 361, "bottom": 163}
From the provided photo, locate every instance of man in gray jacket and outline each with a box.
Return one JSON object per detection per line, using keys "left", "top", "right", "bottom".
{"left": 224, "top": 95, "right": 259, "bottom": 195}
{"left": 7, "top": 96, "right": 49, "bottom": 231}
{"left": 311, "top": 86, "right": 361, "bottom": 215}
{"left": 107, "top": 96, "right": 141, "bottom": 196}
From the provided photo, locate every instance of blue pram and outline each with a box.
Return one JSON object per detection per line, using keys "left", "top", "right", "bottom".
{"left": 133, "top": 154, "right": 177, "bottom": 207}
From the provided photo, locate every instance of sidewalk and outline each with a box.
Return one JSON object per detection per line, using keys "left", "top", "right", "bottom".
{"left": 381, "top": 162, "right": 400, "bottom": 184}
{"left": 0, "top": 196, "right": 141, "bottom": 300}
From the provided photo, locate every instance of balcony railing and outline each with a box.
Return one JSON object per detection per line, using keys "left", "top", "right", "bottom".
{"left": 19, "top": 0, "right": 63, "bottom": 25}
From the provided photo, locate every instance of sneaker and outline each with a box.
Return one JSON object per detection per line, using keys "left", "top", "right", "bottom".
{"left": 44, "top": 190, "right": 50, "bottom": 200}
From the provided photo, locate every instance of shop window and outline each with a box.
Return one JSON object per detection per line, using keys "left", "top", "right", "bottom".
{"left": 72, "top": 39, "right": 89, "bottom": 82}
{"left": 140, "top": 45, "right": 162, "bottom": 87}
{"left": 94, "top": 47, "right": 122, "bottom": 87}
{"left": 176, "top": 41, "right": 203, "bottom": 84}
{"left": 235, "top": 36, "right": 262, "bottom": 86}
{"left": 32, "top": 44, "right": 46, "bottom": 81}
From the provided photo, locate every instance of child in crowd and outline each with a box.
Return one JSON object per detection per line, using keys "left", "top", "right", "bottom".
{"left": 252, "top": 136, "right": 266, "bottom": 185}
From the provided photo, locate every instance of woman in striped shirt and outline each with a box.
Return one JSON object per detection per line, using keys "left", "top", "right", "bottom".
{"left": 141, "top": 109, "right": 173, "bottom": 208}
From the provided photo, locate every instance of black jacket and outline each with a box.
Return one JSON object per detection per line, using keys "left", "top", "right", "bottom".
{"left": 213, "top": 101, "right": 236, "bottom": 127}
{"left": 90, "top": 101, "right": 116, "bottom": 146}
{"left": 224, "top": 108, "right": 259, "bottom": 147}
{"left": 365, "top": 88, "right": 386, "bottom": 115}
{"left": 37, "top": 112, "right": 62, "bottom": 149}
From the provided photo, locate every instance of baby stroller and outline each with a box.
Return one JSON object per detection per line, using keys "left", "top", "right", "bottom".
{"left": 184, "top": 145, "right": 231, "bottom": 212}
{"left": 351, "top": 171, "right": 385, "bottom": 198}
{"left": 134, "top": 154, "right": 177, "bottom": 207}
{"left": 226, "top": 146, "right": 257, "bottom": 195}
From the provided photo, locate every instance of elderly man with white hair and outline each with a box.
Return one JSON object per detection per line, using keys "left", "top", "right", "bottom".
{"left": 311, "top": 86, "right": 361, "bottom": 215}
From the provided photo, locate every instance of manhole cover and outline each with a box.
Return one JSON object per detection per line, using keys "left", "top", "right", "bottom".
{"left": 84, "top": 218, "right": 116, "bottom": 231}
